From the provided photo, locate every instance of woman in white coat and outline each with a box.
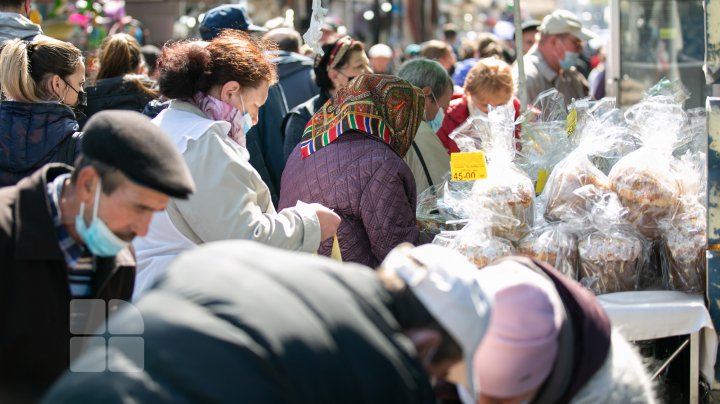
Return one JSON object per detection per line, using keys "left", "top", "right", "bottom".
{"left": 132, "top": 31, "right": 340, "bottom": 299}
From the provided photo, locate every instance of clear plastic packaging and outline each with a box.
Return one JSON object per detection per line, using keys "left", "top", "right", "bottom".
{"left": 517, "top": 222, "right": 578, "bottom": 280}
{"left": 447, "top": 223, "right": 516, "bottom": 269}
{"left": 608, "top": 95, "right": 687, "bottom": 239}
{"left": 416, "top": 184, "right": 465, "bottom": 236}
{"left": 658, "top": 151, "right": 707, "bottom": 293}
{"left": 541, "top": 114, "right": 632, "bottom": 222}
{"left": 575, "top": 189, "right": 650, "bottom": 295}
{"left": 466, "top": 105, "right": 535, "bottom": 242}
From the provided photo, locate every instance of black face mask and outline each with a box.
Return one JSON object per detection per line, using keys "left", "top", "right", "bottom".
{"left": 60, "top": 77, "right": 87, "bottom": 112}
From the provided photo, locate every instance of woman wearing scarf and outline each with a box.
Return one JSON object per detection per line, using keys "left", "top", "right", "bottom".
{"left": 132, "top": 31, "right": 340, "bottom": 300}
{"left": 281, "top": 35, "right": 372, "bottom": 160}
{"left": 279, "top": 74, "right": 429, "bottom": 267}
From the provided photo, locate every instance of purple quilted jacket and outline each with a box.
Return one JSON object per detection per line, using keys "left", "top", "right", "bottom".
{"left": 279, "top": 131, "right": 423, "bottom": 268}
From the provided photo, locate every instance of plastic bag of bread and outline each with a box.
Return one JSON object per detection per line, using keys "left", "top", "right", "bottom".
{"left": 658, "top": 151, "right": 707, "bottom": 293}
{"left": 541, "top": 114, "right": 632, "bottom": 222}
{"left": 518, "top": 222, "right": 578, "bottom": 280}
{"left": 416, "top": 183, "right": 465, "bottom": 236}
{"left": 576, "top": 190, "right": 650, "bottom": 294}
{"left": 608, "top": 96, "right": 687, "bottom": 239}
{"left": 468, "top": 105, "right": 535, "bottom": 242}
{"left": 447, "top": 223, "right": 515, "bottom": 269}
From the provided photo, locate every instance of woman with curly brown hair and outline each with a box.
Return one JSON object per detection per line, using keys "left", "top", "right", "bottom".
{"left": 81, "top": 33, "right": 157, "bottom": 127}
{"left": 133, "top": 31, "right": 340, "bottom": 300}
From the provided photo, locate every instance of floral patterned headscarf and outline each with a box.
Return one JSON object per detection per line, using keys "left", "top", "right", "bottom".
{"left": 299, "top": 74, "right": 425, "bottom": 159}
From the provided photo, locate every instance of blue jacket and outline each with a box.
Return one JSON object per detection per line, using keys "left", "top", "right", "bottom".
{"left": 274, "top": 51, "right": 319, "bottom": 110}
{"left": 0, "top": 102, "right": 80, "bottom": 187}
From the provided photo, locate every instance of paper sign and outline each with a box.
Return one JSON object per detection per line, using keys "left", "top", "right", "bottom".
{"left": 566, "top": 107, "right": 577, "bottom": 137}
{"left": 450, "top": 151, "right": 488, "bottom": 181}
{"left": 331, "top": 234, "right": 342, "bottom": 261}
{"left": 536, "top": 169, "right": 549, "bottom": 194}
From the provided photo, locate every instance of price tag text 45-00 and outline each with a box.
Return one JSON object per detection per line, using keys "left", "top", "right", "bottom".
{"left": 450, "top": 151, "right": 488, "bottom": 182}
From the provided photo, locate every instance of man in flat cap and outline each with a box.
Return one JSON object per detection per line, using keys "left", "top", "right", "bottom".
{"left": 0, "top": 110, "right": 194, "bottom": 401}
{"left": 514, "top": 10, "right": 596, "bottom": 106}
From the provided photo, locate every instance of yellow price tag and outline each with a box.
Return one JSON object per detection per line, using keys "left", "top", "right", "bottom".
{"left": 566, "top": 107, "right": 577, "bottom": 137}
{"left": 450, "top": 151, "right": 488, "bottom": 181}
{"left": 536, "top": 169, "right": 549, "bottom": 194}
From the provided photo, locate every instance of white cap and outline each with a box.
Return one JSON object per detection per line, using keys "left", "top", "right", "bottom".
{"left": 539, "top": 10, "right": 596, "bottom": 41}
{"left": 382, "top": 243, "right": 490, "bottom": 400}
{"left": 368, "top": 43, "right": 393, "bottom": 58}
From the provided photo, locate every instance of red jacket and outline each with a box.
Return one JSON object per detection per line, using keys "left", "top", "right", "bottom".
{"left": 435, "top": 95, "right": 521, "bottom": 154}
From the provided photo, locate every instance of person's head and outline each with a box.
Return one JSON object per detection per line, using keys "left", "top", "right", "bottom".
{"left": 67, "top": 111, "right": 194, "bottom": 256}
{"left": 379, "top": 244, "right": 491, "bottom": 384}
{"left": 313, "top": 36, "right": 370, "bottom": 94}
{"left": 463, "top": 57, "right": 514, "bottom": 115}
{"left": 199, "top": 4, "right": 267, "bottom": 40}
{"left": 404, "top": 43, "right": 421, "bottom": 60}
{"left": 537, "top": 10, "right": 595, "bottom": 72}
{"left": 0, "top": 37, "right": 85, "bottom": 107}
{"left": 95, "top": 33, "right": 144, "bottom": 80}
{"left": 141, "top": 44, "right": 161, "bottom": 78}
{"left": 396, "top": 58, "right": 453, "bottom": 131}
{"left": 476, "top": 33, "right": 505, "bottom": 59}
{"left": 157, "top": 31, "right": 277, "bottom": 126}
{"left": 368, "top": 43, "right": 393, "bottom": 74}
{"left": 319, "top": 22, "right": 338, "bottom": 45}
{"left": 420, "top": 40, "right": 456, "bottom": 73}
{"left": 263, "top": 27, "right": 302, "bottom": 53}
{"left": 443, "top": 23, "right": 458, "bottom": 44}
{"left": 470, "top": 259, "right": 564, "bottom": 404}
{"left": 0, "top": 0, "right": 29, "bottom": 16}
{"left": 300, "top": 74, "right": 424, "bottom": 159}
{"left": 518, "top": 20, "right": 541, "bottom": 55}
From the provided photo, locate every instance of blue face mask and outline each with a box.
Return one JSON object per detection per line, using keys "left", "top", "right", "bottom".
{"left": 75, "top": 179, "right": 129, "bottom": 257}
{"left": 559, "top": 50, "right": 579, "bottom": 70}
{"left": 240, "top": 95, "right": 254, "bottom": 136}
{"left": 426, "top": 92, "right": 445, "bottom": 133}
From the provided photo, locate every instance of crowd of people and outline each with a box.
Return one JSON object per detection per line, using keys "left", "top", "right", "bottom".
{"left": 0, "top": 0, "right": 654, "bottom": 402}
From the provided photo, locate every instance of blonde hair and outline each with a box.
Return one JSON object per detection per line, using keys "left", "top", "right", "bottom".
{"left": 463, "top": 57, "right": 513, "bottom": 98}
{"left": 0, "top": 37, "right": 83, "bottom": 102}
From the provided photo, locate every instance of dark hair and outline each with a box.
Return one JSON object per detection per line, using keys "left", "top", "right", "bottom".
{"left": 157, "top": 30, "right": 278, "bottom": 99}
{"left": 71, "top": 156, "right": 126, "bottom": 195}
{"left": 0, "top": 0, "right": 24, "bottom": 9}
{"left": 0, "top": 37, "right": 83, "bottom": 102}
{"left": 96, "top": 34, "right": 142, "bottom": 80}
{"left": 313, "top": 37, "right": 364, "bottom": 91}
{"left": 264, "top": 28, "right": 301, "bottom": 53}
{"left": 141, "top": 44, "right": 161, "bottom": 76}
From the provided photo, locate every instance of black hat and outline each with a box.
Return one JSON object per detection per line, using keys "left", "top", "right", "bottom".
{"left": 81, "top": 111, "right": 195, "bottom": 199}
{"left": 199, "top": 4, "right": 267, "bottom": 40}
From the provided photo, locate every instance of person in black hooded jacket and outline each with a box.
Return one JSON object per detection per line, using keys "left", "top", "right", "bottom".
{"left": 80, "top": 33, "right": 157, "bottom": 128}
{"left": 42, "top": 241, "right": 490, "bottom": 404}
{"left": 0, "top": 36, "right": 85, "bottom": 187}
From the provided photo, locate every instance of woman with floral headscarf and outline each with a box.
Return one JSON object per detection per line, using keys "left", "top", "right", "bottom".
{"left": 279, "top": 74, "right": 429, "bottom": 267}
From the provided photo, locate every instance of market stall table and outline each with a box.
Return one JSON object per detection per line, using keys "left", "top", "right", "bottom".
{"left": 598, "top": 291, "right": 717, "bottom": 404}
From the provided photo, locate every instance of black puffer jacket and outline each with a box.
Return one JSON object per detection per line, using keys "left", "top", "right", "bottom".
{"left": 80, "top": 75, "right": 156, "bottom": 128}
{"left": 43, "top": 241, "right": 436, "bottom": 404}
{"left": 0, "top": 101, "right": 80, "bottom": 187}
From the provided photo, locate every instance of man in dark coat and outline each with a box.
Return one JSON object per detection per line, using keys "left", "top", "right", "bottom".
{"left": 264, "top": 27, "right": 320, "bottom": 110}
{"left": 43, "top": 241, "right": 490, "bottom": 404}
{"left": 0, "top": 111, "right": 194, "bottom": 401}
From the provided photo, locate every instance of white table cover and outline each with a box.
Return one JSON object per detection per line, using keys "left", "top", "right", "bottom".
{"left": 598, "top": 291, "right": 717, "bottom": 382}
